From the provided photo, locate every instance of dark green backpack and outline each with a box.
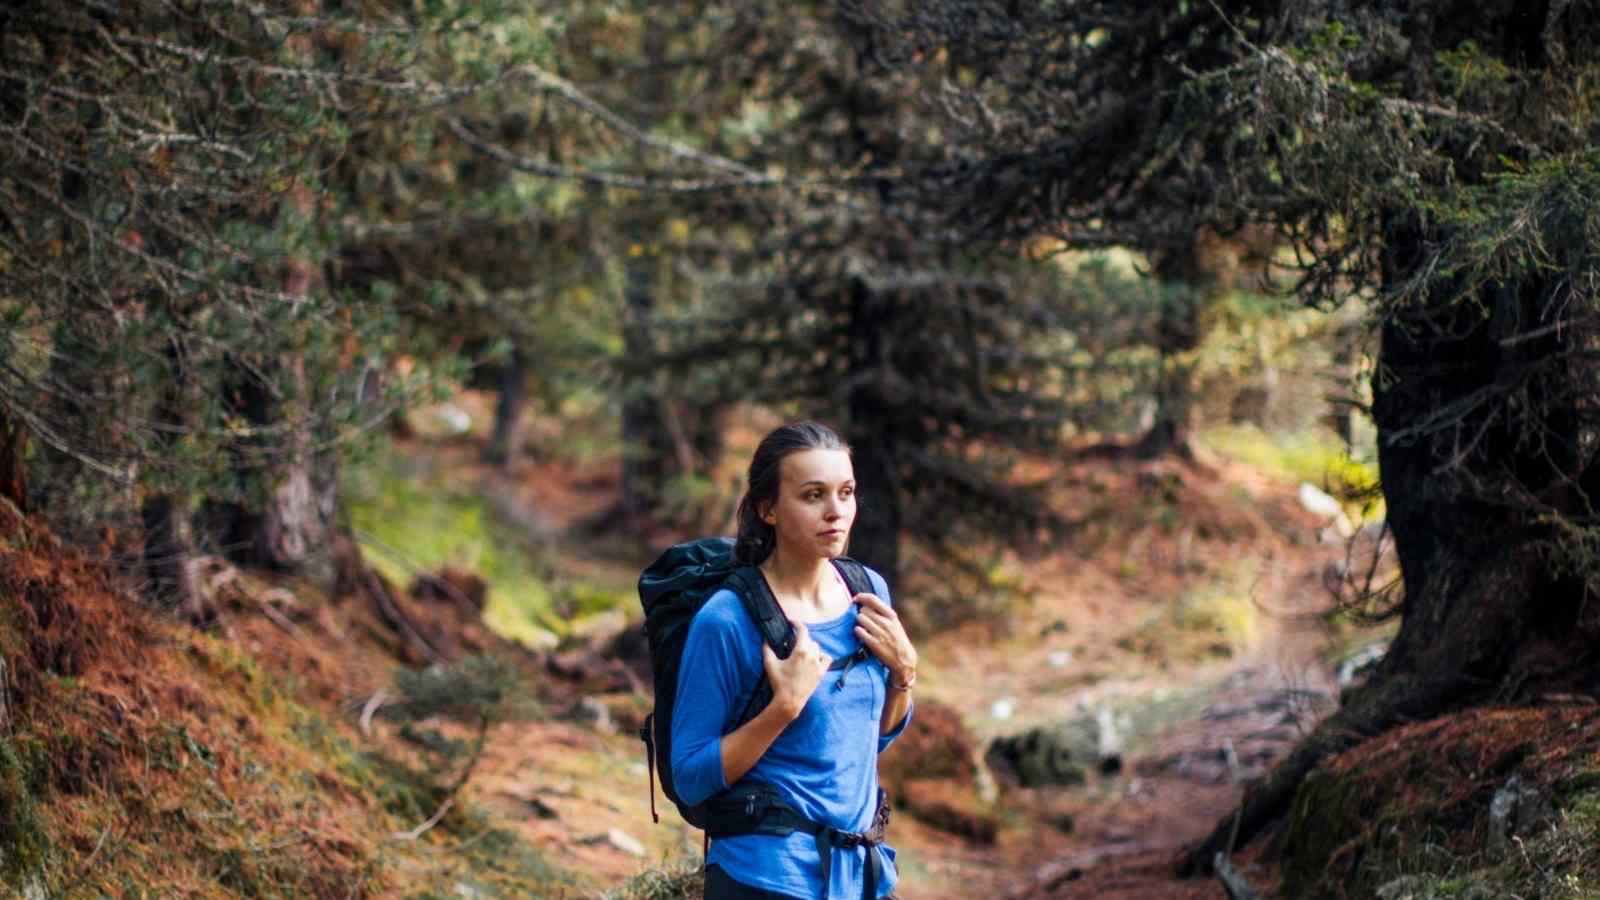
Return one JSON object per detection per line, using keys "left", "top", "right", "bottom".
{"left": 636, "top": 537, "right": 871, "bottom": 828}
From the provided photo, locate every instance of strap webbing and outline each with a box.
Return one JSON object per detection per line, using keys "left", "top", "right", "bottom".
{"left": 709, "top": 787, "right": 890, "bottom": 900}
{"left": 640, "top": 714, "right": 659, "bottom": 824}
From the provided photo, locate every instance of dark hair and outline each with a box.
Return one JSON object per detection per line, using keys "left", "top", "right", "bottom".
{"left": 733, "top": 421, "right": 850, "bottom": 566}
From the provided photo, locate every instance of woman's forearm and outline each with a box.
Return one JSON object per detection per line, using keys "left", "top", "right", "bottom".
{"left": 719, "top": 700, "right": 797, "bottom": 786}
{"left": 880, "top": 681, "right": 912, "bottom": 736}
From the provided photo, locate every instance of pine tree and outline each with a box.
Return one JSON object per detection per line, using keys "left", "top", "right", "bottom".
{"left": 855, "top": 0, "right": 1600, "bottom": 867}
{"left": 0, "top": 2, "right": 552, "bottom": 600}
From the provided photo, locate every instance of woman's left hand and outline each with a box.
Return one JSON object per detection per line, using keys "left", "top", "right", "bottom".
{"left": 852, "top": 592, "right": 917, "bottom": 686}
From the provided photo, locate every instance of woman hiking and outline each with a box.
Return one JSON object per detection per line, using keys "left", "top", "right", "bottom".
{"left": 671, "top": 421, "right": 918, "bottom": 899}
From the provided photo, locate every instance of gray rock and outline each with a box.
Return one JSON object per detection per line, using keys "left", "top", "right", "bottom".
{"left": 986, "top": 728, "right": 1088, "bottom": 787}
{"left": 565, "top": 695, "right": 615, "bottom": 734}
{"left": 1487, "top": 773, "right": 1553, "bottom": 855}
{"left": 1374, "top": 875, "right": 1430, "bottom": 900}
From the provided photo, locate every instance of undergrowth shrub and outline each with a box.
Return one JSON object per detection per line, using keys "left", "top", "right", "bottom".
{"left": 597, "top": 859, "right": 705, "bottom": 900}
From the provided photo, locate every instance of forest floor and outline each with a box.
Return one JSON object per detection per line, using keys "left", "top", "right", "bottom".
{"left": 375, "top": 402, "right": 1390, "bottom": 899}
{"left": 0, "top": 405, "right": 1404, "bottom": 899}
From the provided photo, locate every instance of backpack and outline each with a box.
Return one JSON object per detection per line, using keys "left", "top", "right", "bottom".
{"left": 636, "top": 536, "right": 873, "bottom": 829}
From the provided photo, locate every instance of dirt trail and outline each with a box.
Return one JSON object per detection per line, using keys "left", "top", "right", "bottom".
{"left": 888, "top": 557, "right": 1346, "bottom": 898}
{"left": 449, "top": 446, "right": 1380, "bottom": 898}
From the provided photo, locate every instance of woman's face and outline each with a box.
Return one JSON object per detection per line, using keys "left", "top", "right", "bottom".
{"left": 763, "top": 448, "right": 856, "bottom": 561}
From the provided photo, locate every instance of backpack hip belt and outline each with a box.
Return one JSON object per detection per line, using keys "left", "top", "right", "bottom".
{"left": 707, "top": 783, "right": 891, "bottom": 900}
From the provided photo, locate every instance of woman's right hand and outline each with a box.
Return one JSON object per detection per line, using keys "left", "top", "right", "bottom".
{"left": 762, "top": 621, "right": 831, "bottom": 720}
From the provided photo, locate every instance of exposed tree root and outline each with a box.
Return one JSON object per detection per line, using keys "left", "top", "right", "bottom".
{"left": 1177, "top": 670, "right": 1473, "bottom": 877}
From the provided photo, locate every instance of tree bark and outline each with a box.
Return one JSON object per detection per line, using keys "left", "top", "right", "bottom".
{"left": 140, "top": 333, "right": 203, "bottom": 614}
{"left": 140, "top": 494, "right": 202, "bottom": 617}
{"left": 1181, "top": 216, "right": 1600, "bottom": 874}
{"left": 1133, "top": 238, "right": 1221, "bottom": 460}
{"left": 617, "top": 25, "right": 677, "bottom": 521}
{"left": 206, "top": 186, "right": 338, "bottom": 584}
{"left": 846, "top": 280, "right": 902, "bottom": 584}
{"left": 618, "top": 246, "right": 674, "bottom": 520}
{"left": 0, "top": 405, "right": 26, "bottom": 518}
{"left": 846, "top": 426, "right": 901, "bottom": 585}
{"left": 485, "top": 346, "right": 529, "bottom": 466}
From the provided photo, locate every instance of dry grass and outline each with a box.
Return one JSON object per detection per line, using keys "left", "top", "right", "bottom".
{"left": 0, "top": 514, "right": 570, "bottom": 898}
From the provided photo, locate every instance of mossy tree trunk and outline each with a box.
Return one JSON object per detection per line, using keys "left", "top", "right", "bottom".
{"left": 1183, "top": 215, "right": 1600, "bottom": 870}
{"left": 1134, "top": 233, "right": 1240, "bottom": 461}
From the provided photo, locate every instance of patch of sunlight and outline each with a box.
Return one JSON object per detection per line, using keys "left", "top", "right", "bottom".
{"left": 1198, "top": 422, "right": 1382, "bottom": 521}
{"left": 344, "top": 456, "right": 562, "bottom": 646}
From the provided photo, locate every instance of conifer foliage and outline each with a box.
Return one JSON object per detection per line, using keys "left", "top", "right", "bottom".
{"left": 853, "top": 0, "right": 1600, "bottom": 867}
{"left": 0, "top": 1, "right": 552, "bottom": 589}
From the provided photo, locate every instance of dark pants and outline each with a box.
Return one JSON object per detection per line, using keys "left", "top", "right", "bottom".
{"left": 704, "top": 864, "right": 806, "bottom": 900}
{"left": 702, "top": 863, "right": 897, "bottom": 900}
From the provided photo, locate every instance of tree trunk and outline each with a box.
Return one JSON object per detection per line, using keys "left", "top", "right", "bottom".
{"left": 485, "top": 346, "right": 529, "bottom": 466}
{"left": 207, "top": 185, "right": 338, "bottom": 584}
{"left": 0, "top": 405, "right": 26, "bottom": 519}
{"left": 1181, "top": 217, "right": 1600, "bottom": 873}
{"left": 846, "top": 280, "right": 901, "bottom": 584}
{"left": 1134, "top": 239, "right": 1218, "bottom": 460}
{"left": 141, "top": 333, "right": 203, "bottom": 614}
{"left": 618, "top": 247, "right": 674, "bottom": 520}
{"left": 1132, "top": 354, "right": 1196, "bottom": 460}
{"left": 845, "top": 427, "right": 900, "bottom": 585}
{"left": 617, "top": 27, "right": 676, "bottom": 521}
{"left": 141, "top": 494, "right": 202, "bottom": 617}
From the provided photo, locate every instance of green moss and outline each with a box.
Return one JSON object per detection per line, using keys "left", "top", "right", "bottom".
{"left": 1284, "top": 765, "right": 1600, "bottom": 898}
{"left": 553, "top": 581, "right": 633, "bottom": 620}
{"left": 451, "top": 821, "right": 570, "bottom": 891}
{"left": 344, "top": 455, "right": 561, "bottom": 647}
{"left": 1199, "top": 423, "right": 1381, "bottom": 519}
{"left": 0, "top": 736, "right": 53, "bottom": 882}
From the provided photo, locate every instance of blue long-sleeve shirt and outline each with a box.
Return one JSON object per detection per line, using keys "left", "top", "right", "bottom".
{"left": 671, "top": 567, "right": 912, "bottom": 899}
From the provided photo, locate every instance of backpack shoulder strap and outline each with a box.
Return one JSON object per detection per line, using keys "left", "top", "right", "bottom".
{"left": 829, "top": 556, "right": 874, "bottom": 599}
{"left": 723, "top": 567, "right": 797, "bottom": 659}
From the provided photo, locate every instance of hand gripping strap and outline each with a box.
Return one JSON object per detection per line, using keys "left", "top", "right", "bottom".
{"left": 723, "top": 559, "right": 878, "bottom": 728}
{"left": 728, "top": 557, "right": 874, "bottom": 660}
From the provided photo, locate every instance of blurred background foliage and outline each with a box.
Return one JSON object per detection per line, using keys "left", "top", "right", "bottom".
{"left": 0, "top": 0, "right": 1374, "bottom": 635}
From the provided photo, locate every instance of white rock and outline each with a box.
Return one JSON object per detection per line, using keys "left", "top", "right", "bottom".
{"left": 1095, "top": 706, "right": 1121, "bottom": 760}
{"left": 1298, "top": 482, "right": 1344, "bottom": 518}
{"left": 430, "top": 404, "right": 473, "bottom": 436}
{"left": 1047, "top": 650, "right": 1073, "bottom": 669}
{"left": 1300, "top": 483, "right": 1356, "bottom": 538}
{"left": 990, "top": 697, "right": 1016, "bottom": 720}
{"left": 606, "top": 827, "right": 647, "bottom": 857}
{"left": 569, "top": 696, "right": 615, "bottom": 734}
{"left": 1336, "top": 643, "right": 1388, "bottom": 688}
